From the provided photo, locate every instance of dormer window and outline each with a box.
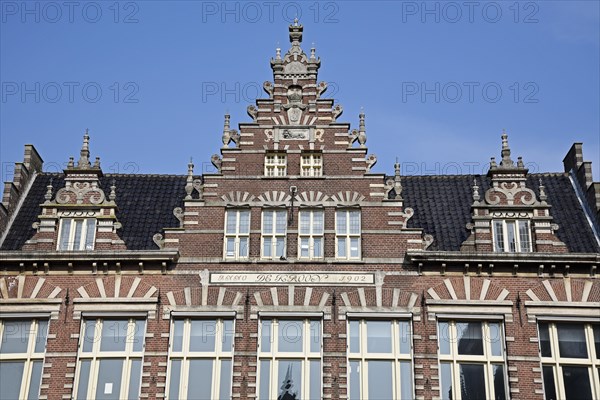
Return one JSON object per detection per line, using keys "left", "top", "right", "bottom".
{"left": 58, "top": 218, "right": 96, "bottom": 251}
{"left": 264, "top": 153, "right": 286, "bottom": 177}
{"left": 493, "top": 220, "right": 531, "bottom": 253}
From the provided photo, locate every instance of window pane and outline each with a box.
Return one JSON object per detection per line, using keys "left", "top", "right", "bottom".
{"left": 263, "top": 237, "right": 272, "bottom": 257}
{"left": 59, "top": 218, "right": 72, "bottom": 250}
{"left": 349, "top": 211, "right": 360, "bottom": 234}
{"left": 310, "top": 320, "right": 321, "bottom": 353}
{"left": 100, "top": 320, "right": 128, "bottom": 352}
{"left": 518, "top": 220, "right": 531, "bottom": 252}
{"left": 349, "top": 320, "right": 359, "bottom": 353}
{"left": 259, "top": 360, "right": 271, "bottom": 400}
{"left": 542, "top": 366, "right": 557, "bottom": 400}
{"left": 367, "top": 361, "right": 393, "bottom": 400}
{"left": 0, "top": 320, "right": 30, "bottom": 354}
{"left": 300, "top": 238, "right": 309, "bottom": 258}
{"left": 336, "top": 211, "right": 347, "bottom": 234}
{"left": 457, "top": 322, "right": 483, "bottom": 356}
{"left": 350, "top": 237, "right": 359, "bottom": 258}
{"left": 239, "top": 237, "right": 249, "bottom": 257}
{"left": 278, "top": 320, "right": 303, "bottom": 353}
{"left": 492, "top": 364, "right": 506, "bottom": 400}
{"left": 593, "top": 324, "right": 600, "bottom": 359}
{"left": 85, "top": 219, "right": 96, "bottom": 250}
{"left": 76, "top": 360, "right": 91, "bottom": 400}
{"left": 187, "top": 359, "right": 213, "bottom": 400}
{"left": 167, "top": 360, "right": 181, "bottom": 400}
{"left": 399, "top": 321, "right": 411, "bottom": 354}
{"left": 300, "top": 212, "right": 310, "bottom": 235}
{"left": 222, "top": 319, "right": 234, "bottom": 352}
{"left": 400, "top": 361, "right": 413, "bottom": 400}
{"left": 538, "top": 322, "right": 552, "bottom": 357}
{"left": 278, "top": 360, "right": 302, "bottom": 399}
{"left": 0, "top": 361, "right": 24, "bottom": 400}
{"left": 556, "top": 324, "right": 588, "bottom": 358}
{"left": 219, "top": 359, "right": 232, "bottom": 400}
{"left": 506, "top": 221, "right": 517, "bottom": 252}
{"left": 488, "top": 322, "right": 502, "bottom": 357}
{"left": 309, "top": 360, "right": 321, "bottom": 400}
{"left": 226, "top": 238, "right": 235, "bottom": 256}
{"left": 366, "top": 321, "right": 392, "bottom": 353}
{"left": 349, "top": 361, "right": 360, "bottom": 400}
{"left": 127, "top": 359, "right": 142, "bottom": 400}
{"left": 190, "top": 320, "right": 216, "bottom": 352}
{"left": 459, "top": 363, "right": 486, "bottom": 400}
{"left": 35, "top": 320, "right": 48, "bottom": 353}
{"left": 337, "top": 238, "right": 347, "bottom": 257}
{"left": 494, "top": 221, "right": 504, "bottom": 252}
{"left": 261, "top": 320, "right": 271, "bottom": 353}
{"left": 562, "top": 366, "right": 592, "bottom": 400}
{"left": 239, "top": 211, "right": 250, "bottom": 234}
{"left": 132, "top": 320, "right": 145, "bottom": 352}
{"left": 95, "top": 358, "right": 124, "bottom": 400}
{"left": 275, "top": 237, "right": 285, "bottom": 257}
{"left": 313, "top": 211, "right": 324, "bottom": 234}
{"left": 440, "top": 362, "right": 453, "bottom": 400}
{"left": 263, "top": 211, "right": 273, "bottom": 234}
{"left": 27, "top": 360, "right": 43, "bottom": 400}
{"left": 313, "top": 238, "right": 322, "bottom": 257}
{"left": 226, "top": 211, "right": 236, "bottom": 234}
{"left": 172, "top": 320, "right": 184, "bottom": 352}
{"left": 73, "top": 220, "right": 84, "bottom": 250}
{"left": 276, "top": 211, "right": 287, "bottom": 234}
{"left": 438, "top": 322, "right": 451, "bottom": 355}
{"left": 82, "top": 320, "right": 96, "bottom": 352}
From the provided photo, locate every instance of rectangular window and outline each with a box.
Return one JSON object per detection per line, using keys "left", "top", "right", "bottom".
{"left": 347, "top": 319, "right": 413, "bottom": 400}
{"left": 58, "top": 218, "right": 96, "bottom": 251}
{"left": 538, "top": 322, "right": 600, "bottom": 400}
{"left": 437, "top": 320, "right": 508, "bottom": 400}
{"left": 224, "top": 209, "right": 250, "bottom": 260}
{"left": 166, "top": 318, "right": 234, "bottom": 400}
{"left": 262, "top": 210, "right": 287, "bottom": 259}
{"left": 298, "top": 210, "right": 324, "bottom": 260}
{"left": 336, "top": 210, "right": 361, "bottom": 260}
{"left": 301, "top": 153, "right": 323, "bottom": 177}
{"left": 493, "top": 220, "right": 531, "bottom": 253}
{"left": 258, "top": 318, "right": 321, "bottom": 400}
{"left": 265, "top": 153, "right": 287, "bottom": 177}
{"left": 74, "top": 318, "right": 146, "bottom": 400}
{"left": 0, "top": 319, "right": 48, "bottom": 400}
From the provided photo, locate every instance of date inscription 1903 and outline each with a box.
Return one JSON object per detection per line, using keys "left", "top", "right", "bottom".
{"left": 210, "top": 272, "right": 374, "bottom": 285}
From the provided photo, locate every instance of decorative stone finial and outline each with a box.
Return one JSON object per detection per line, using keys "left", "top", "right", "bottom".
{"left": 517, "top": 156, "right": 524, "bottom": 168}
{"left": 276, "top": 47, "right": 281, "bottom": 60}
{"left": 185, "top": 158, "right": 194, "bottom": 200}
{"left": 490, "top": 157, "right": 497, "bottom": 168}
{"left": 77, "top": 129, "right": 92, "bottom": 169}
{"left": 388, "top": 158, "right": 403, "bottom": 200}
{"left": 44, "top": 178, "right": 53, "bottom": 203}
{"left": 358, "top": 112, "right": 367, "bottom": 147}
{"left": 222, "top": 114, "right": 231, "bottom": 147}
{"left": 293, "top": 17, "right": 299, "bottom": 26}
{"left": 93, "top": 157, "right": 101, "bottom": 169}
{"left": 539, "top": 178, "right": 547, "bottom": 203}
{"left": 67, "top": 157, "right": 74, "bottom": 169}
{"left": 109, "top": 179, "right": 117, "bottom": 202}
{"left": 310, "top": 43, "right": 316, "bottom": 60}
{"left": 472, "top": 178, "right": 480, "bottom": 202}
{"left": 499, "top": 130, "right": 514, "bottom": 168}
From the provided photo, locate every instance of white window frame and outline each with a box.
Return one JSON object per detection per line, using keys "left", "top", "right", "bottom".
{"left": 335, "top": 209, "right": 361, "bottom": 260}
{"left": 261, "top": 209, "right": 287, "bottom": 259}
{"left": 165, "top": 318, "right": 234, "bottom": 400}
{"left": 347, "top": 319, "right": 413, "bottom": 400}
{"left": 0, "top": 318, "right": 48, "bottom": 400}
{"left": 538, "top": 321, "right": 600, "bottom": 399}
{"left": 257, "top": 318, "right": 322, "bottom": 400}
{"left": 73, "top": 317, "right": 146, "bottom": 400}
{"left": 300, "top": 153, "right": 322, "bottom": 177}
{"left": 57, "top": 218, "right": 97, "bottom": 251}
{"left": 492, "top": 219, "right": 532, "bottom": 253}
{"left": 224, "top": 209, "right": 251, "bottom": 260}
{"left": 298, "top": 209, "right": 324, "bottom": 260}
{"left": 264, "top": 153, "right": 287, "bottom": 177}
{"left": 437, "top": 319, "right": 509, "bottom": 400}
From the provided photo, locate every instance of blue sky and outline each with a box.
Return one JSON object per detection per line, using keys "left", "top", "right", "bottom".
{"left": 1, "top": 1, "right": 599, "bottom": 180}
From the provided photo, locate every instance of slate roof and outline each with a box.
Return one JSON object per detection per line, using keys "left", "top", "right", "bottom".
{"left": 1, "top": 172, "right": 598, "bottom": 253}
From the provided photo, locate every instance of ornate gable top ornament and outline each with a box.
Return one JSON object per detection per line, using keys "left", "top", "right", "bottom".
{"left": 271, "top": 18, "right": 320, "bottom": 77}
{"left": 66, "top": 129, "right": 102, "bottom": 176}
{"left": 487, "top": 130, "right": 527, "bottom": 179}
